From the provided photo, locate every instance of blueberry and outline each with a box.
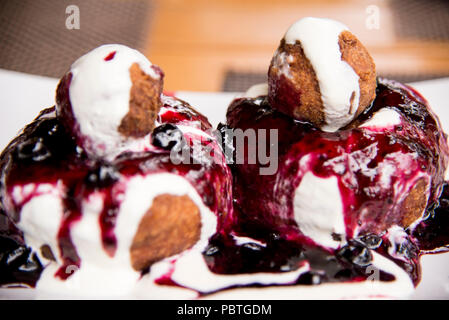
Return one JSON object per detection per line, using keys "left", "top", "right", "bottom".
{"left": 15, "top": 137, "right": 51, "bottom": 162}
{"left": 85, "top": 164, "right": 120, "bottom": 189}
{"left": 269, "top": 232, "right": 281, "bottom": 242}
{"left": 241, "top": 242, "right": 264, "bottom": 252}
{"left": 358, "top": 233, "right": 382, "bottom": 249}
{"left": 204, "top": 245, "right": 220, "bottom": 256}
{"left": 4, "top": 246, "right": 28, "bottom": 266}
{"left": 240, "top": 242, "right": 265, "bottom": 263}
{"left": 1, "top": 242, "right": 41, "bottom": 272}
{"left": 331, "top": 233, "right": 343, "bottom": 242}
{"left": 395, "top": 239, "right": 418, "bottom": 261}
{"left": 0, "top": 247, "right": 43, "bottom": 286}
{"left": 337, "top": 241, "right": 372, "bottom": 267}
{"left": 351, "top": 247, "right": 372, "bottom": 267}
{"left": 151, "top": 124, "right": 184, "bottom": 151}
{"left": 297, "top": 271, "right": 324, "bottom": 285}
{"left": 35, "top": 119, "right": 60, "bottom": 138}
{"left": 17, "top": 253, "right": 41, "bottom": 273}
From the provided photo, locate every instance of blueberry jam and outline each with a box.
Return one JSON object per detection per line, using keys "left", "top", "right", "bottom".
{"left": 226, "top": 79, "right": 448, "bottom": 240}
{"left": 203, "top": 230, "right": 395, "bottom": 289}
{"left": 217, "top": 78, "right": 449, "bottom": 288}
{"left": 413, "top": 181, "right": 449, "bottom": 253}
{"left": 0, "top": 235, "right": 43, "bottom": 287}
{"left": 0, "top": 97, "right": 232, "bottom": 286}
{"left": 0, "top": 78, "right": 448, "bottom": 295}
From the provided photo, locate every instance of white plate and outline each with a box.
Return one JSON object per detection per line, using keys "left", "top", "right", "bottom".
{"left": 0, "top": 69, "right": 449, "bottom": 299}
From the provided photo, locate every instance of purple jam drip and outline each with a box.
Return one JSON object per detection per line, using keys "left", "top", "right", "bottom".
{"left": 98, "top": 192, "right": 120, "bottom": 257}
{"left": 84, "top": 164, "right": 122, "bottom": 257}
{"left": 54, "top": 196, "right": 82, "bottom": 280}
{"left": 104, "top": 51, "right": 116, "bottom": 61}
{"left": 0, "top": 111, "right": 88, "bottom": 280}
{"left": 0, "top": 234, "right": 43, "bottom": 287}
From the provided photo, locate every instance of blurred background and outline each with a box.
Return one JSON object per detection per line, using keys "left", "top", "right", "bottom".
{"left": 1, "top": 0, "right": 448, "bottom": 92}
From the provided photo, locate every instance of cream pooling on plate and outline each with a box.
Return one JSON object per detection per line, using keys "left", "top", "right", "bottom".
{"left": 66, "top": 44, "right": 161, "bottom": 159}
{"left": 283, "top": 17, "right": 360, "bottom": 131}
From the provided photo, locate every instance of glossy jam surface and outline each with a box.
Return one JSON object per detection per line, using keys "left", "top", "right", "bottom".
{"left": 219, "top": 78, "right": 449, "bottom": 286}
{"left": 199, "top": 210, "right": 421, "bottom": 290}
{"left": 226, "top": 79, "right": 448, "bottom": 238}
{"left": 0, "top": 229, "right": 43, "bottom": 288}
{"left": 413, "top": 182, "right": 449, "bottom": 253}
{"left": 203, "top": 229, "right": 397, "bottom": 287}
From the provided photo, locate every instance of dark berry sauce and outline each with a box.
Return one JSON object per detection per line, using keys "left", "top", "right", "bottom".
{"left": 226, "top": 79, "right": 448, "bottom": 240}
{"left": 413, "top": 182, "right": 449, "bottom": 253}
{"left": 54, "top": 194, "right": 83, "bottom": 280}
{"left": 0, "top": 235, "right": 43, "bottom": 288}
{"left": 204, "top": 230, "right": 394, "bottom": 284}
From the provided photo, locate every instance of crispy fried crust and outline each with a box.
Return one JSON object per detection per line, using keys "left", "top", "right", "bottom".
{"left": 130, "top": 194, "right": 201, "bottom": 271}
{"left": 268, "top": 40, "right": 325, "bottom": 126}
{"left": 400, "top": 178, "right": 429, "bottom": 228}
{"left": 338, "top": 31, "right": 377, "bottom": 118}
{"left": 118, "top": 63, "right": 163, "bottom": 138}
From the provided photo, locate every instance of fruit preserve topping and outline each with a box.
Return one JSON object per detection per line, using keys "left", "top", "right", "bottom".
{"left": 223, "top": 77, "right": 448, "bottom": 286}
{"left": 413, "top": 181, "right": 449, "bottom": 253}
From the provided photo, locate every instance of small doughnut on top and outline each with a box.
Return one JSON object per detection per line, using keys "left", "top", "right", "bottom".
{"left": 56, "top": 44, "right": 164, "bottom": 160}
{"left": 268, "top": 17, "right": 376, "bottom": 132}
